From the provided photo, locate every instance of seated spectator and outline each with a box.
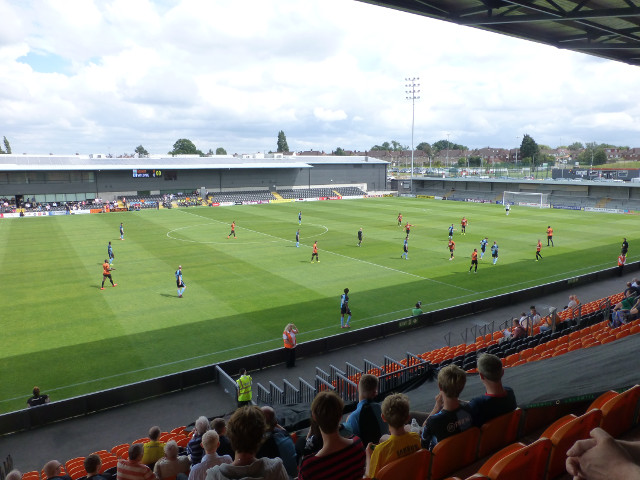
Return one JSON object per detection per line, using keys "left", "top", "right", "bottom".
{"left": 117, "top": 444, "right": 156, "bottom": 480}
{"left": 142, "top": 426, "right": 166, "bottom": 467}
{"left": 523, "top": 306, "right": 541, "bottom": 334}
{"left": 421, "top": 365, "right": 473, "bottom": 450}
{"left": 205, "top": 406, "right": 287, "bottom": 480}
{"left": 502, "top": 318, "right": 526, "bottom": 341}
{"left": 6, "top": 471, "right": 22, "bottom": 480}
{"left": 298, "top": 391, "right": 366, "bottom": 480}
{"left": 212, "top": 418, "right": 234, "bottom": 460}
{"left": 566, "top": 427, "right": 640, "bottom": 479}
{"left": 43, "top": 461, "right": 71, "bottom": 480}
{"left": 297, "top": 419, "right": 323, "bottom": 464}
{"left": 611, "top": 291, "right": 638, "bottom": 328}
{"left": 256, "top": 407, "right": 297, "bottom": 478}
{"left": 84, "top": 454, "right": 109, "bottom": 480}
{"left": 188, "top": 416, "right": 210, "bottom": 466}
{"left": 567, "top": 294, "right": 579, "bottom": 309}
{"left": 154, "top": 441, "right": 190, "bottom": 480}
{"left": 365, "top": 393, "right": 420, "bottom": 478}
{"left": 189, "top": 431, "right": 232, "bottom": 480}
{"left": 469, "top": 354, "right": 517, "bottom": 426}
{"left": 344, "top": 374, "right": 386, "bottom": 447}
{"left": 27, "top": 386, "right": 50, "bottom": 407}
{"left": 539, "top": 315, "right": 553, "bottom": 333}
{"left": 412, "top": 302, "right": 423, "bottom": 316}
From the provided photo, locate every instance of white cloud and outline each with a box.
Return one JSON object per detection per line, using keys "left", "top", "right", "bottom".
{"left": 0, "top": 0, "right": 639, "bottom": 155}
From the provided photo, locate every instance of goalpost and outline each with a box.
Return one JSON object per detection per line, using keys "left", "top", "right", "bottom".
{"left": 503, "top": 191, "right": 550, "bottom": 208}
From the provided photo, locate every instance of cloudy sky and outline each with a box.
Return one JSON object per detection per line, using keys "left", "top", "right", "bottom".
{"left": 1, "top": 0, "right": 639, "bottom": 156}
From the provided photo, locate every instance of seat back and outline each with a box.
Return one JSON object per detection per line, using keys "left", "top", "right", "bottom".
{"left": 600, "top": 384, "right": 640, "bottom": 438}
{"left": 587, "top": 390, "right": 618, "bottom": 411}
{"left": 477, "top": 408, "right": 523, "bottom": 458}
{"left": 544, "top": 409, "right": 602, "bottom": 479}
{"left": 429, "top": 427, "right": 480, "bottom": 480}
{"left": 486, "top": 438, "right": 551, "bottom": 480}
{"left": 375, "top": 449, "right": 430, "bottom": 480}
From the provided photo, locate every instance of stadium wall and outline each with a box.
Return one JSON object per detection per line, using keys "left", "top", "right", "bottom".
{"left": 1, "top": 261, "right": 637, "bottom": 435}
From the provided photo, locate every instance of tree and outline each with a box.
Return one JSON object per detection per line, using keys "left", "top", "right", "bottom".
{"left": 169, "top": 138, "right": 203, "bottom": 156}
{"left": 390, "top": 140, "right": 408, "bottom": 151}
{"left": 334, "top": 147, "right": 347, "bottom": 156}
{"left": 520, "top": 134, "right": 540, "bottom": 166}
{"left": 3, "top": 136, "right": 11, "bottom": 154}
{"left": 277, "top": 131, "right": 289, "bottom": 153}
{"left": 432, "top": 139, "right": 467, "bottom": 153}
{"left": 216, "top": 147, "right": 227, "bottom": 155}
{"left": 568, "top": 142, "right": 584, "bottom": 151}
{"left": 416, "top": 142, "right": 432, "bottom": 156}
{"left": 578, "top": 144, "right": 607, "bottom": 165}
{"left": 134, "top": 145, "right": 149, "bottom": 157}
{"left": 468, "top": 156, "right": 482, "bottom": 167}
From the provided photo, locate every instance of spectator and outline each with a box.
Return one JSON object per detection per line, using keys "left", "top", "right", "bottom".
{"left": 502, "top": 318, "right": 526, "bottom": 341}
{"left": 610, "top": 291, "right": 638, "bottom": 328}
{"left": 539, "top": 315, "right": 553, "bottom": 333}
{"left": 205, "top": 406, "right": 287, "bottom": 480}
{"left": 298, "top": 391, "right": 366, "bottom": 480}
{"left": 116, "top": 444, "right": 156, "bottom": 480}
{"left": 296, "top": 419, "right": 323, "bottom": 464}
{"left": 618, "top": 254, "right": 626, "bottom": 277}
{"left": 153, "top": 441, "right": 190, "bottom": 480}
{"left": 365, "top": 393, "right": 420, "bottom": 478}
{"left": 6, "top": 471, "right": 22, "bottom": 480}
{"left": 84, "top": 454, "right": 109, "bottom": 480}
{"left": 256, "top": 406, "right": 297, "bottom": 478}
{"left": 142, "top": 426, "right": 166, "bottom": 466}
{"left": 421, "top": 365, "right": 473, "bottom": 450}
{"left": 344, "top": 374, "right": 386, "bottom": 447}
{"left": 27, "top": 386, "right": 50, "bottom": 407}
{"left": 212, "top": 418, "right": 234, "bottom": 460}
{"left": 43, "top": 461, "right": 71, "bottom": 480}
{"left": 526, "top": 306, "right": 541, "bottom": 334}
{"left": 412, "top": 302, "right": 423, "bottom": 316}
{"left": 567, "top": 295, "right": 579, "bottom": 309}
{"left": 188, "top": 416, "right": 210, "bottom": 466}
{"left": 566, "top": 427, "right": 640, "bottom": 479}
{"left": 469, "top": 354, "right": 517, "bottom": 426}
{"left": 189, "top": 431, "right": 232, "bottom": 480}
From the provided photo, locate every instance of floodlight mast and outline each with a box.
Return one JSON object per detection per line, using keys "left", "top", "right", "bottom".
{"left": 405, "top": 77, "right": 420, "bottom": 193}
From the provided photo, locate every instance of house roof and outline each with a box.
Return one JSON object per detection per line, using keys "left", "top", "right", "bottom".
{"left": 357, "top": 0, "right": 640, "bottom": 67}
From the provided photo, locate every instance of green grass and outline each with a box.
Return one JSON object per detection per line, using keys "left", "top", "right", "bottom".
{"left": 1, "top": 198, "right": 638, "bottom": 413}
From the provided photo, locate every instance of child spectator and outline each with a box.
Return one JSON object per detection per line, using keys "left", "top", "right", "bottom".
{"left": 421, "top": 365, "right": 473, "bottom": 450}
{"left": 212, "top": 418, "right": 234, "bottom": 460}
{"left": 298, "top": 391, "right": 365, "bottom": 480}
{"left": 365, "top": 393, "right": 420, "bottom": 478}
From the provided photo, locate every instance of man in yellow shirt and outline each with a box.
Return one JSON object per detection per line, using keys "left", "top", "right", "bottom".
{"left": 141, "top": 426, "right": 165, "bottom": 466}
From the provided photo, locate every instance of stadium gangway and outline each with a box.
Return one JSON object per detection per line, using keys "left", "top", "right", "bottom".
{"left": 334, "top": 372, "right": 358, "bottom": 402}
{"left": 329, "top": 364, "right": 346, "bottom": 385}
{"left": 283, "top": 379, "right": 299, "bottom": 405}
{"left": 216, "top": 365, "right": 238, "bottom": 400}
{"left": 256, "top": 383, "right": 271, "bottom": 404}
{"left": 269, "top": 381, "right": 284, "bottom": 404}
{"left": 299, "top": 378, "right": 316, "bottom": 404}
{"left": 344, "top": 361, "right": 363, "bottom": 380}
{"left": 315, "top": 375, "right": 336, "bottom": 394}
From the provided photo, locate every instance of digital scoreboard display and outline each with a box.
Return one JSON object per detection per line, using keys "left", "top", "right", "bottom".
{"left": 133, "top": 169, "right": 162, "bottom": 178}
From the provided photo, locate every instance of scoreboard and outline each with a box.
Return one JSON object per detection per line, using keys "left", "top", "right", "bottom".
{"left": 132, "top": 169, "right": 162, "bottom": 178}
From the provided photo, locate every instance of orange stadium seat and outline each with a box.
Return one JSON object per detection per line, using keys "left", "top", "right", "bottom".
{"left": 588, "top": 390, "right": 618, "bottom": 411}
{"left": 599, "top": 385, "right": 640, "bottom": 438}
{"left": 429, "top": 427, "right": 481, "bottom": 480}
{"left": 476, "top": 438, "right": 551, "bottom": 480}
{"left": 22, "top": 472, "right": 40, "bottom": 480}
{"left": 375, "top": 449, "right": 430, "bottom": 480}
{"left": 111, "top": 444, "right": 129, "bottom": 459}
{"left": 132, "top": 437, "right": 150, "bottom": 444}
{"left": 477, "top": 409, "right": 523, "bottom": 458}
{"left": 541, "top": 410, "right": 602, "bottom": 480}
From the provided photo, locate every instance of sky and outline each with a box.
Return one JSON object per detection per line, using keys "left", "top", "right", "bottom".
{"left": 1, "top": 0, "right": 639, "bottom": 156}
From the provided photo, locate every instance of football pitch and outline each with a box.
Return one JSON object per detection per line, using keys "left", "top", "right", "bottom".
{"left": 1, "top": 197, "right": 638, "bottom": 413}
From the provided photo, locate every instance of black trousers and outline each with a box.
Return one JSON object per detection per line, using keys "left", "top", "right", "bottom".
{"left": 286, "top": 347, "right": 296, "bottom": 368}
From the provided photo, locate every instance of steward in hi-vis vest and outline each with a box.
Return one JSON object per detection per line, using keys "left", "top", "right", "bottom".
{"left": 236, "top": 368, "right": 252, "bottom": 406}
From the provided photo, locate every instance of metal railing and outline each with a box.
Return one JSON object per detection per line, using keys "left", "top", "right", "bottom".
{"left": 216, "top": 365, "right": 237, "bottom": 399}
{"left": 256, "top": 383, "right": 271, "bottom": 404}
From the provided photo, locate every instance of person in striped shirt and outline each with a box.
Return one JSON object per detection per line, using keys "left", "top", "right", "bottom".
{"left": 299, "top": 391, "right": 366, "bottom": 480}
{"left": 116, "top": 444, "right": 156, "bottom": 480}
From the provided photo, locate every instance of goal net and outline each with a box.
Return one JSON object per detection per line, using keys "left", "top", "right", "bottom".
{"left": 503, "top": 191, "right": 550, "bottom": 208}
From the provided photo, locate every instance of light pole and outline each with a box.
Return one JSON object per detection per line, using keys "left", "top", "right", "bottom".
{"left": 405, "top": 77, "right": 420, "bottom": 192}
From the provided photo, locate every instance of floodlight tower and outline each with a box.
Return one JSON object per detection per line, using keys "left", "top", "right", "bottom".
{"left": 405, "top": 77, "right": 420, "bottom": 192}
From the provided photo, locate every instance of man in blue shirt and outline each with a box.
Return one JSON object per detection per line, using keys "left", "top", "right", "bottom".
{"left": 108, "top": 241, "right": 114, "bottom": 265}
{"left": 176, "top": 266, "right": 186, "bottom": 298}
{"left": 340, "top": 288, "right": 351, "bottom": 328}
{"left": 296, "top": 229, "right": 300, "bottom": 248}
{"left": 401, "top": 236, "right": 409, "bottom": 260}
{"left": 298, "top": 211, "right": 302, "bottom": 225}
{"left": 469, "top": 354, "right": 517, "bottom": 427}
{"left": 480, "top": 237, "right": 488, "bottom": 259}
{"left": 345, "top": 374, "right": 386, "bottom": 446}
{"left": 120, "top": 222, "right": 124, "bottom": 240}
{"left": 491, "top": 241, "right": 499, "bottom": 265}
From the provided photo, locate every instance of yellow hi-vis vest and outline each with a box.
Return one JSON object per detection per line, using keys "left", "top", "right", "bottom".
{"left": 237, "top": 374, "right": 252, "bottom": 401}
